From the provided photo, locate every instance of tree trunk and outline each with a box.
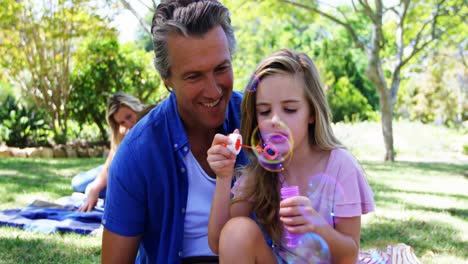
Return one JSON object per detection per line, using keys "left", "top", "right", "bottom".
{"left": 381, "top": 100, "right": 395, "bottom": 161}
{"left": 366, "top": 7, "right": 395, "bottom": 161}
{"left": 366, "top": 64, "right": 395, "bottom": 161}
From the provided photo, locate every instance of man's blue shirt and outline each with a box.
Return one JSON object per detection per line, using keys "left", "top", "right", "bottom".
{"left": 103, "top": 91, "right": 246, "bottom": 263}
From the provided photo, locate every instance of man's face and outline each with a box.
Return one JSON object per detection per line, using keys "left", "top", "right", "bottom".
{"left": 164, "top": 26, "right": 233, "bottom": 130}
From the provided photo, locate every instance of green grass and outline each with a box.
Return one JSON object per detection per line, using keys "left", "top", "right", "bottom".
{"left": 359, "top": 161, "right": 467, "bottom": 263}
{"left": 0, "top": 158, "right": 103, "bottom": 264}
{"left": 0, "top": 121, "right": 467, "bottom": 263}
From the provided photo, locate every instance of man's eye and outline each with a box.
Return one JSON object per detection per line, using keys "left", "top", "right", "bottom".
{"left": 216, "top": 65, "right": 230, "bottom": 73}
{"left": 185, "top": 74, "right": 200, "bottom": 81}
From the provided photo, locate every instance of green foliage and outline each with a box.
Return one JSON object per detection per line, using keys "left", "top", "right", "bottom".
{"left": 134, "top": 12, "right": 154, "bottom": 52}
{"left": 0, "top": 95, "right": 51, "bottom": 147}
{"left": 396, "top": 49, "right": 467, "bottom": 126}
{"left": 69, "top": 36, "right": 164, "bottom": 142}
{"left": 227, "top": 0, "right": 316, "bottom": 90}
{"left": 0, "top": 0, "right": 117, "bottom": 144}
{"left": 228, "top": 1, "right": 377, "bottom": 123}
{"left": 69, "top": 36, "right": 122, "bottom": 141}
{"left": 327, "top": 77, "right": 373, "bottom": 122}
{"left": 119, "top": 43, "right": 165, "bottom": 103}
{"left": 316, "top": 35, "right": 379, "bottom": 111}
{"left": 0, "top": 81, "right": 15, "bottom": 102}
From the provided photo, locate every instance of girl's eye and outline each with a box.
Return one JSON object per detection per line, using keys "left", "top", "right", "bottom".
{"left": 285, "top": 108, "right": 297, "bottom": 113}
{"left": 258, "top": 110, "right": 271, "bottom": 116}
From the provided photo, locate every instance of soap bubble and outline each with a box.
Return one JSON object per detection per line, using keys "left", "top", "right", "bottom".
{"left": 250, "top": 119, "right": 294, "bottom": 172}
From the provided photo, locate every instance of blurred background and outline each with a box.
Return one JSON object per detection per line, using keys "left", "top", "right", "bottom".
{"left": 0, "top": 0, "right": 466, "bottom": 162}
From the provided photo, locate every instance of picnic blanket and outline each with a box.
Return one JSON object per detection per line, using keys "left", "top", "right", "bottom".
{"left": 358, "top": 243, "right": 422, "bottom": 264}
{"left": 0, "top": 194, "right": 103, "bottom": 235}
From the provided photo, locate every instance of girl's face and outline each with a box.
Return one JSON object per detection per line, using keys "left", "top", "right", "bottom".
{"left": 113, "top": 106, "right": 138, "bottom": 130}
{"left": 255, "top": 73, "right": 314, "bottom": 155}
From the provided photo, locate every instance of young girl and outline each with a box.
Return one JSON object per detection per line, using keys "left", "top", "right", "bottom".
{"left": 207, "top": 49, "right": 375, "bottom": 263}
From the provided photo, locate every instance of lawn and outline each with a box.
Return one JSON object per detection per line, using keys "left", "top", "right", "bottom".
{"left": 0, "top": 121, "right": 467, "bottom": 263}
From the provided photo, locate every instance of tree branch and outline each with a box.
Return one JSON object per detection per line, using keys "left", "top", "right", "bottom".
{"left": 119, "top": 0, "right": 151, "bottom": 35}
{"left": 279, "top": 0, "right": 366, "bottom": 51}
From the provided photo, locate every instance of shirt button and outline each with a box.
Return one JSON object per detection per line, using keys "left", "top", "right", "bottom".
{"left": 183, "top": 146, "right": 188, "bottom": 152}
{"left": 181, "top": 167, "right": 186, "bottom": 173}
{"left": 174, "top": 143, "right": 178, "bottom": 148}
{"left": 178, "top": 251, "right": 182, "bottom": 257}
{"left": 181, "top": 208, "right": 185, "bottom": 213}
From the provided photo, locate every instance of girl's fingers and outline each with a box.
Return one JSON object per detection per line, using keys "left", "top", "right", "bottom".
{"left": 283, "top": 224, "right": 311, "bottom": 234}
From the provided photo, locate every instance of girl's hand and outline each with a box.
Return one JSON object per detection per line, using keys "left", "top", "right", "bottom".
{"left": 279, "top": 196, "right": 327, "bottom": 234}
{"left": 207, "top": 129, "right": 239, "bottom": 179}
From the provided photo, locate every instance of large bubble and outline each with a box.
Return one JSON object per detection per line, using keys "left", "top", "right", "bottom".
{"left": 250, "top": 119, "right": 294, "bottom": 172}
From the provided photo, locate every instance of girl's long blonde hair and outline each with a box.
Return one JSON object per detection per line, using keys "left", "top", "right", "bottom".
{"left": 235, "top": 49, "right": 344, "bottom": 243}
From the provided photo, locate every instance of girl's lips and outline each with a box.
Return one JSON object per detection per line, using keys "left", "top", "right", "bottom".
{"left": 265, "top": 132, "right": 289, "bottom": 143}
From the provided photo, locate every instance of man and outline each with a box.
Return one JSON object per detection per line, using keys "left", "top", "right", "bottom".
{"left": 101, "top": 1, "right": 246, "bottom": 263}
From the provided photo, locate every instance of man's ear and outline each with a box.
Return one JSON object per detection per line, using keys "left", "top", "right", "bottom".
{"left": 163, "top": 78, "right": 171, "bottom": 88}
{"left": 309, "top": 115, "right": 315, "bottom": 124}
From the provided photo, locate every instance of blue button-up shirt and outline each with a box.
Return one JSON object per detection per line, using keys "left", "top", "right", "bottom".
{"left": 103, "top": 91, "right": 246, "bottom": 263}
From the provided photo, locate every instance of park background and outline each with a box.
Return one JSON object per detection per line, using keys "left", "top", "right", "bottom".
{"left": 0, "top": 0, "right": 466, "bottom": 263}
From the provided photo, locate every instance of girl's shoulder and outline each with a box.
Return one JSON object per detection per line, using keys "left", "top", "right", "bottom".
{"left": 326, "top": 148, "right": 362, "bottom": 173}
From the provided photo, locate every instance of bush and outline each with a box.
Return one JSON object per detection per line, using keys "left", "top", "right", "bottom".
{"left": 0, "top": 95, "right": 52, "bottom": 147}
{"left": 327, "top": 77, "right": 373, "bottom": 122}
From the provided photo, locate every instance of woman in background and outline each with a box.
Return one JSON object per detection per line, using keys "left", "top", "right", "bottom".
{"left": 72, "top": 92, "right": 150, "bottom": 212}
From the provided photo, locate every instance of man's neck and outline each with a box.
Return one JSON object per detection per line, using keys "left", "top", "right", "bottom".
{"left": 186, "top": 126, "right": 219, "bottom": 178}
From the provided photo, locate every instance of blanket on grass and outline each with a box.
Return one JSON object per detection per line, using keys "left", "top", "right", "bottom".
{"left": 0, "top": 194, "right": 103, "bottom": 235}
{"left": 358, "top": 243, "right": 422, "bottom": 264}
{"left": 1, "top": 196, "right": 421, "bottom": 263}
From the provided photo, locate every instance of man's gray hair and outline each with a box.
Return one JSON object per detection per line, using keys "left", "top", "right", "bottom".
{"left": 151, "top": 0, "right": 236, "bottom": 79}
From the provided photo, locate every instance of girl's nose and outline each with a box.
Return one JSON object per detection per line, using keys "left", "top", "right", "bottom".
{"left": 271, "top": 115, "right": 281, "bottom": 128}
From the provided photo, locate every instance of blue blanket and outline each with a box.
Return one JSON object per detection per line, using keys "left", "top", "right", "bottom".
{"left": 0, "top": 200, "right": 103, "bottom": 235}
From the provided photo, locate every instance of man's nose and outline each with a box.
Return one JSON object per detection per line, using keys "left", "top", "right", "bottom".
{"left": 205, "top": 74, "right": 222, "bottom": 96}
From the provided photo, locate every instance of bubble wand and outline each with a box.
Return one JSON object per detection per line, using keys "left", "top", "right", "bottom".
{"left": 224, "top": 133, "right": 280, "bottom": 161}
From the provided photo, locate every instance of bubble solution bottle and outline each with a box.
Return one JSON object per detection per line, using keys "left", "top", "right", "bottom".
{"left": 280, "top": 186, "right": 331, "bottom": 264}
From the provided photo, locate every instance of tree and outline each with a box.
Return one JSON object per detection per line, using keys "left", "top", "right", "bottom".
{"left": 279, "top": 0, "right": 465, "bottom": 161}
{"left": 116, "top": 0, "right": 158, "bottom": 35}
{"left": 70, "top": 37, "right": 164, "bottom": 142}
{"left": 0, "top": 0, "right": 114, "bottom": 144}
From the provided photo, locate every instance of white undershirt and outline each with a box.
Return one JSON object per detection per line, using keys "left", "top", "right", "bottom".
{"left": 182, "top": 151, "right": 217, "bottom": 257}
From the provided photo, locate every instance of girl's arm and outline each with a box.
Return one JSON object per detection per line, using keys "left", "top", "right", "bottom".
{"left": 280, "top": 197, "right": 360, "bottom": 264}
{"left": 322, "top": 216, "right": 361, "bottom": 264}
{"left": 207, "top": 132, "right": 252, "bottom": 254}
{"left": 208, "top": 175, "right": 234, "bottom": 254}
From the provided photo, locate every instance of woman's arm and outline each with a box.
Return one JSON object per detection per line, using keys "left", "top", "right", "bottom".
{"left": 78, "top": 147, "right": 116, "bottom": 212}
